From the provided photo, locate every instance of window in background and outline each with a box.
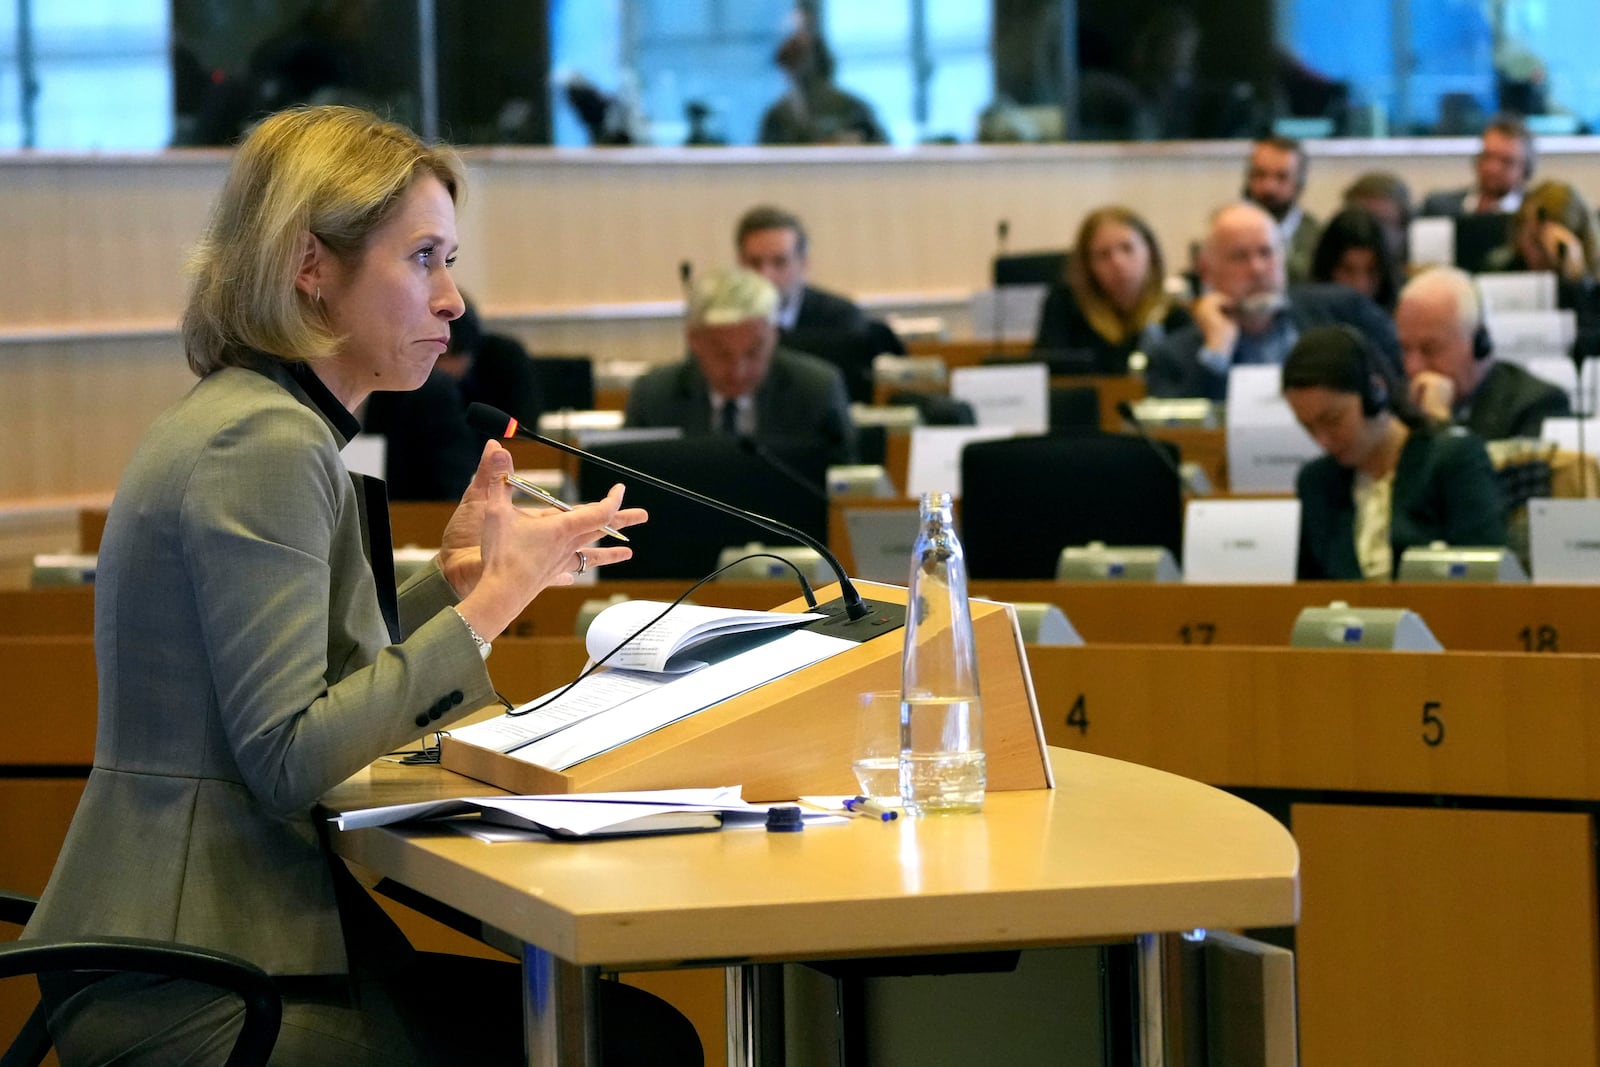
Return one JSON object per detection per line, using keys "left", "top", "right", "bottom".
{"left": 1283, "top": 0, "right": 1599, "bottom": 137}
{"left": 548, "top": 0, "right": 993, "bottom": 147}
{"left": 4, "top": 0, "right": 169, "bottom": 150}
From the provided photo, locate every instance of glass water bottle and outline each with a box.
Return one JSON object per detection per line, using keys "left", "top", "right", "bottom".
{"left": 899, "top": 491, "right": 986, "bottom": 815}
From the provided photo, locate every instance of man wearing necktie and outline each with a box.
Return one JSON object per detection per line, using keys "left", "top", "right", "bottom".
{"left": 624, "top": 267, "right": 858, "bottom": 464}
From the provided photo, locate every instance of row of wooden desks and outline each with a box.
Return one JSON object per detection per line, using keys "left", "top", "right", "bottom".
{"left": 7, "top": 580, "right": 1597, "bottom": 655}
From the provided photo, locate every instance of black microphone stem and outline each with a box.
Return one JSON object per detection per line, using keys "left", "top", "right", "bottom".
{"left": 1116, "top": 400, "right": 1191, "bottom": 500}
{"left": 468, "top": 404, "right": 874, "bottom": 622}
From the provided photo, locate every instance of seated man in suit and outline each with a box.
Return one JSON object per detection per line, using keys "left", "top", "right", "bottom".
{"left": 1147, "top": 201, "right": 1400, "bottom": 400}
{"left": 735, "top": 204, "right": 901, "bottom": 402}
{"left": 625, "top": 266, "right": 858, "bottom": 464}
{"left": 1419, "top": 114, "right": 1535, "bottom": 217}
{"left": 1397, "top": 266, "right": 1570, "bottom": 440}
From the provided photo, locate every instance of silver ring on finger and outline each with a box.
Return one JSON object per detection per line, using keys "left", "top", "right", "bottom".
{"left": 575, "top": 550, "right": 588, "bottom": 574}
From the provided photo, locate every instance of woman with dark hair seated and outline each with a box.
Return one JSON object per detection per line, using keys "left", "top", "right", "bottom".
{"left": 1309, "top": 207, "right": 1403, "bottom": 313}
{"left": 1282, "top": 324, "right": 1505, "bottom": 581}
{"left": 1031, "top": 205, "right": 1191, "bottom": 374}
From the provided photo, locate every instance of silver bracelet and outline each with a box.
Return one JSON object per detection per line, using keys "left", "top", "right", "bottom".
{"left": 452, "top": 607, "right": 493, "bottom": 660}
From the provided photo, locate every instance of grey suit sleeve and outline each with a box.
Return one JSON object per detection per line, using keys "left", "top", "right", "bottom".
{"left": 822, "top": 369, "right": 858, "bottom": 465}
{"left": 181, "top": 409, "right": 496, "bottom": 815}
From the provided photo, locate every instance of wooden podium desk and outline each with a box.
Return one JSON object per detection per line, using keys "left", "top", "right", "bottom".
{"left": 323, "top": 747, "right": 1298, "bottom": 1067}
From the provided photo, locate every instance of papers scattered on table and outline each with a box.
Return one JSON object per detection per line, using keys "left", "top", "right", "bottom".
{"left": 332, "top": 786, "right": 844, "bottom": 840}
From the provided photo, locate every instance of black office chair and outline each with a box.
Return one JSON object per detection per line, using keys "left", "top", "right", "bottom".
{"left": 0, "top": 889, "right": 282, "bottom": 1067}
{"left": 529, "top": 354, "right": 596, "bottom": 411}
{"left": 886, "top": 390, "right": 976, "bottom": 426}
{"left": 960, "top": 433, "right": 1183, "bottom": 579}
{"left": 992, "top": 249, "right": 1070, "bottom": 287}
{"left": 1048, "top": 385, "right": 1102, "bottom": 432}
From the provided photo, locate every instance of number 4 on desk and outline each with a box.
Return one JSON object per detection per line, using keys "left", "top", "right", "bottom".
{"left": 1065, "top": 694, "right": 1090, "bottom": 735}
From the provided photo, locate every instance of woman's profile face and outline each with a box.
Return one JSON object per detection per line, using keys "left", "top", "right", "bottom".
{"left": 1331, "top": 246, "right": 1380, "bottom": 299}
{"left": 1285, "top": 384, "right": 1379, "bottom": 470}
{"left": 318, "top": 173, "right": 464, "bottom": 401}
{"left": 1086, "top": 219, "right": 1152, "bottom": 313}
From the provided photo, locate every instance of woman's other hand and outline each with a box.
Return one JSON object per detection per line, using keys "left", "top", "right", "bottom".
{"left": 444, "top": 442, "right": 646, "bottom": 638}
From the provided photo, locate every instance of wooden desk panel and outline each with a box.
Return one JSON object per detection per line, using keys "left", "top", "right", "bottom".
{"left": 1029, "top": 643, "right": 1600, "bottom": 801}
{"left": 1027, "top": 642, "right": 1600, "bottom": 1067}
{"left": 11, "top": 580, "right": 1600, "bottom": 657}
{"left": 967, "top": 580, "right": 1600, "bottom": 654}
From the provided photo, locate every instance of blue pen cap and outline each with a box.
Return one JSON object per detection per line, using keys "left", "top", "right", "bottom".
{"left": 765, "top": 806, "right": 805, "bottom": 833}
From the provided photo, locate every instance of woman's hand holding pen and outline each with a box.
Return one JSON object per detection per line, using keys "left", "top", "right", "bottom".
{"left": 442, "top": 442, "right": 647, "bottom": 639}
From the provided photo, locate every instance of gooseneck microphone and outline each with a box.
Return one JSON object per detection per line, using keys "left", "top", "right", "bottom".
{"left": 735, "top": 436, "right": 829, "bottom": 504}
{"left": 466, "top": 403, "right": 880, "bottom": 625}
{"left": 678, "top": 259, "right": 693, "bottom": 297}
{"left": 992, "top": 218, "right": 1010, "bottom": 359}
{"left": 1116, "top": 400, "right": 1190, "bottom": 499}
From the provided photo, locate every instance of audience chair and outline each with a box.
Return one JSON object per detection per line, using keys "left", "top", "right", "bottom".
{"left": 886, "top": 390, "right": 976, "bottom": 426}
{"left": 0, "top": 889, "right": 282, "bottom": 1067}
{"left": 530, "top": 354, "right": 596, "bottom": 411}
{"left": 960, "top": 433, "right": 1183, "bottom": 579}
{"left": 1048, "top": 384, "right": 1102, "bottom": 432}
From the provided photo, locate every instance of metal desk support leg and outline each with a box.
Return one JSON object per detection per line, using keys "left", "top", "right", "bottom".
{"left": 524, "top": 946, "right": 600, "bottom": 1066}
{"left": 726, "top": 963, "right": 785, "bottom": 1066}
{"left": 1138, "top": 932, "right": 1168, "bottom": 1067}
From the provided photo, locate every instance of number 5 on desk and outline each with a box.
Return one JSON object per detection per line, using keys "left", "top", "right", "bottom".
{"left": 1421, "top": 701, "right": 1445, "bottom": 747}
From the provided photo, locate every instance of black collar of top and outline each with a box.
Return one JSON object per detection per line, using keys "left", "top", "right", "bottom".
{"left": 283, "top": 359, "right": 361, "bottom": 444}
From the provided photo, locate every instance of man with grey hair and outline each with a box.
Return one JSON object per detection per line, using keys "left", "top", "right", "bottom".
{"left": 1397, "top": 265, "right": 1569, "bottom": 440}
{"left": 625, "top": 266, "right": 857, "bottom": 463}
{"left": 1147, "top": 201, "right": 1400, "bottom": 399}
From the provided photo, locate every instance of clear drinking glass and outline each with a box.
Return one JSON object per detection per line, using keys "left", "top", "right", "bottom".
{"left": 851, "top": 691, "right": 903, "bottom": 803}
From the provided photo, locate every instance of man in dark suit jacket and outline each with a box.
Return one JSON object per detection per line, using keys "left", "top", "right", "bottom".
{"left": 1146, "top": 202, "right": 1401, "bottom": 400}
{"left": 1418, "top": 114, "right": 1535, "bottom": 217}
{"left": 625, "top": 267, "right": 857, "bottom": 465}
{"left": 1397, "top": 266, "right": 1570, "bottom": 440}
{"left": 733, "top": 204, "right": 902, "bottom": 402}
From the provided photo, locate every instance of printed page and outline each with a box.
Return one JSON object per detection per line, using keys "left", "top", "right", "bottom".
{"left": 585, "top": 600, "right": 825, "bottom": 672}
{"left": 447, "top": 669, "right": 669, "bottom": 754}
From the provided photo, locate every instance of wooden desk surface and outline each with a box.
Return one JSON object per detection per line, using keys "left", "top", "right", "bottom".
{"left": 322, "top": 748, "right": 1298, "bottom": 970}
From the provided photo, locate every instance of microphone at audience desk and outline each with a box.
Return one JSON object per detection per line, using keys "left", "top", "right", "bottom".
{"left": 1116, "top": 400, "right": 1198, "bottom": 498}
{"left": 465, "top": 403, "right": 899, "bottom": 635}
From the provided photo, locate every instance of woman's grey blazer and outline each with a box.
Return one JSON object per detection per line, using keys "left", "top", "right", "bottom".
{"left": 25, "top": 356, "right": 498, "bottom": 976}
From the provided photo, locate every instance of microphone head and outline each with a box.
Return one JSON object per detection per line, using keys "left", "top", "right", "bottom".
{"left": 466, "top": 402, "right": 520, "bottom": 440}
{"left": 1115, "top": 400, "right": 1138, "bottom": 423}
{"left": 997, "top": 219, "right": 1009, "bottom": 242}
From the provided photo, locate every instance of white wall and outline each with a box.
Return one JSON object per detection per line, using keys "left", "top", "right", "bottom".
{"left": 6, "top": 137, "right": 1600, "bottom": 508}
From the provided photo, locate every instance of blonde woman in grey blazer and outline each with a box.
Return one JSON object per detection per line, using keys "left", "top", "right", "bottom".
{"left": 23, "top": 107, "right": 698, "bottom": 1065}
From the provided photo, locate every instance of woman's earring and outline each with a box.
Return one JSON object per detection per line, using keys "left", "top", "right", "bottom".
{"left": 315, "top": 286, "right": 322, "bottom": 304}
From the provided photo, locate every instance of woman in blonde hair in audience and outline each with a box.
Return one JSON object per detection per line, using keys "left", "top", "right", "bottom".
{"left": 1489, "top": 179, "right": 1600, "bottom": 282}
{"left": 1032, "top": 205, "right": 1191, "bottom": 374}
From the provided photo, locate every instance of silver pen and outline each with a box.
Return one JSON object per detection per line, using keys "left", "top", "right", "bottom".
{"left": 505, "top": 474, "right": 629, "bottom": 542}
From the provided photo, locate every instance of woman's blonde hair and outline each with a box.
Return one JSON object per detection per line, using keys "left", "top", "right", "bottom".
{"left": 1514, "top": 179, "right": 1600, "bottom": 275}
{"left": 1067, "top": 206, "right": 1170, "bottom": 347}
{"left": 182, "top": 105, "right": 466, "bottom": 377}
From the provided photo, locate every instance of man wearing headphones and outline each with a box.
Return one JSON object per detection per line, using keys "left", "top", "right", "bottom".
{"left": 1419, "top": 115, "right": 1536, "bottom": 217}
{"left": 1396, "top": 266, "right": 1570, "bottom": 440}
{"left": 1244, "top": 135, "right": 1321, "bottom": 284}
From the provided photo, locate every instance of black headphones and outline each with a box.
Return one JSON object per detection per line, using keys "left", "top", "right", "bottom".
{"left": 1332, "top": 324, "right": 1391, "bottom": 417}
{"left": 1468, "top": 278, "right": 1492, "bottom": 361}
